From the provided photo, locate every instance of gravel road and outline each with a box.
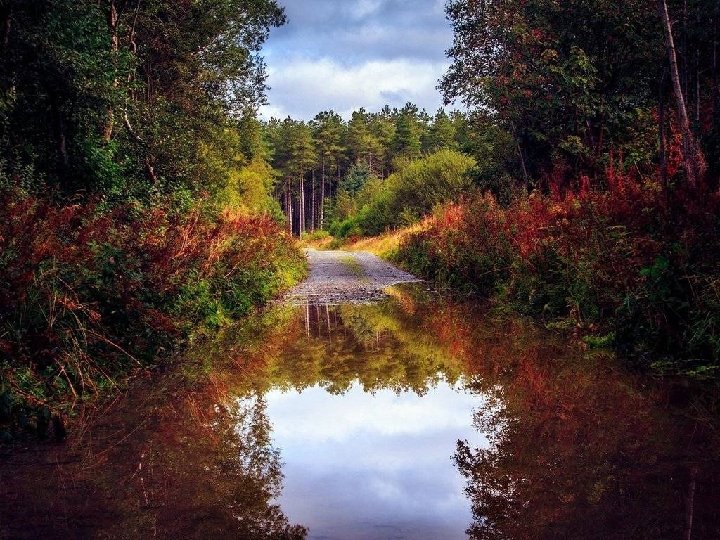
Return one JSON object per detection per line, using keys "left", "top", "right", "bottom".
{"left": 282, "top": 249, "right": 422, "bottom": 305}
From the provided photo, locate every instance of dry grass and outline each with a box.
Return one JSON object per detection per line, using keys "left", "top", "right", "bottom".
{"left": 342, "top": 223, "right": 426, "bottom": 259}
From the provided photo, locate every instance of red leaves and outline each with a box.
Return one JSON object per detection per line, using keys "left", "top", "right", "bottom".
{"left": 400, "top": 163, "right": 719, "bottom": 331}
{"left": 0, "top": 187, "right": 300, "bottom": 409}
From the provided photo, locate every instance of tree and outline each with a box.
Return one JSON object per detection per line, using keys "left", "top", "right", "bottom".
{"left": 311, "top": 110, "right": 345, "bottom": 229}
{"left": 347, "top": 108, "right": 382, "bottom": 172}
{"left": 275, "top": 119, "right": 315, "bottom": 235}
{"left": 658, "top": 0, "right": 706, "bottom": 186}
{"left": 368, "top": 110, "right": 396, "bottom": 177}
{"left": 392, "top": 102, "right": 422, "bottom": 159}
{"left": 423, "top": 109, "right": 457, "bottom": 153}
{"left": 0, "top": 0, "right": 286, "bottom": 200}
{"left": 441, "top": 0, "right": 663, "bottom": 183}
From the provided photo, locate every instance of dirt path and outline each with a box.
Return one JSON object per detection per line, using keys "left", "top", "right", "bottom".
{"left": 282, "top": 249, "right": 422, "bottom": 305}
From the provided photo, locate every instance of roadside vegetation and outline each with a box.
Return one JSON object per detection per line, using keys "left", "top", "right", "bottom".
{"left": 0, "top": 0, "right": 305, "bottom": 440}
{"left": 392, "top": 0, "right": 720, "bottom": 373}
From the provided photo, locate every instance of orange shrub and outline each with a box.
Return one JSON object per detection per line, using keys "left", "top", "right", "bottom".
{"left": 0, "top": 189, "right": 305, "bottom": 436}
{"left": 397, "top": 168, "right": 720, "bottom": 369}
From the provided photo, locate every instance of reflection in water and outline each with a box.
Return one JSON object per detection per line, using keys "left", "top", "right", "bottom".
{"left": 2, "top": 286, "right": 720, "bottom": 539}
{"left": 413, "top": 300, "right": 720, "bottom": 540}
{"left": 0, "top": 389, "right": 307, "bottom": 539}
{"left": 254, "top": 298, "right": 491, "bottom": 539}
{"left": 0, "top": 312, "right": 308, "bottom": 540}
{"left": 265, "top": 383, "right": 484, "bottom": 539}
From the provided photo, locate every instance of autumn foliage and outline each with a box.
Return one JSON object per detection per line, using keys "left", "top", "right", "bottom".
{"left": 397, "top": 169, "right": 720, "bottom": 370}
{"left": 0, "top": 188, "right": 305, "bottom": 434}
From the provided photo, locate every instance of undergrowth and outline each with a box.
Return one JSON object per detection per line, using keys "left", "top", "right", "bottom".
{"left": 0, "top": 188, "right": 306, "bottom": 441}
{"left": 396, "top": 167, "right": 720, "bottom": 375}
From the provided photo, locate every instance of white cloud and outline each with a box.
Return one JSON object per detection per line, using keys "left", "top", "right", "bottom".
{"left": 260, "top": 379, "right": 488, "bottom": 537}
{"left": 260, "top": 56, "right": 449, "bottom": 120}
{"left": 351, "top": 0, "right": 384, "bottom": 19}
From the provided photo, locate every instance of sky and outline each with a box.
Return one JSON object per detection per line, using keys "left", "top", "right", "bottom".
{"left": 258, "top": 0, "right": 454, "bottom": 121}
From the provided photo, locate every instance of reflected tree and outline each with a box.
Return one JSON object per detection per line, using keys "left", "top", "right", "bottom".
{"left": 264, "top": 297, "right": 466, "bottom": 396}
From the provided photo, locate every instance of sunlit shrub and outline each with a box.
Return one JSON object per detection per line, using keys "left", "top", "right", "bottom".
{"left": 0, "top": 188, "right": 305, "bottom": 436}
{"left": 329, "top": 149, "right": 476, "bottom": 238}
{"left": 397, "top": 167, "right": 720, "bottom": 370}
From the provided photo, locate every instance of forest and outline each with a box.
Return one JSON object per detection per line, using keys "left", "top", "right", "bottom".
{"left": 0, "top": 0, "right": 304, "bottom": 435}
{"left": 1, "top": 0, "right": 720, "bottom": 438}
{"left": 265, "top": 0, "right": 720, "bottom": 375}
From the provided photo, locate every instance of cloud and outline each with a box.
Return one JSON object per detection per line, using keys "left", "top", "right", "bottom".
{"left": 260, "top": 56, "right": 449, "bottom": 120}
{"left": 262, "top": 379, "right": 485, "bottom": 537}
{"left": 260, "top": 0, "right": 453, "bottom": 119}
{"left": 266, "top": 1, "right": 451, "bottom": 63}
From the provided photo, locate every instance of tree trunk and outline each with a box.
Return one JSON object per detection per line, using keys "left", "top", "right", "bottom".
{"left": 285, "top": 181, "right": 292, "bottom": 234}
{"left": 103, "top": 0, "right": 119, "bottom": 143}
{"left": 144, "top": 156, "right": 158, "bottom": 184}
{"left": 684, "top": 464, "right": 699, "bottom": 540}
{"left": 311, "top": 169, "right": 316, "bottom": 232}
{"left": 696, "top": 5, "right": 701, "bottom": 124}
{"left": 320, "top": 157, "right": 326, "bottom": 229}
{"left": 659, "top": 0, "right": 706, "bottom": 185}
{"left": 714, "top": 3, "right": 720, "bottom": 172}
{"left": 299, "top": 173, "right": 305, "bottom": 235}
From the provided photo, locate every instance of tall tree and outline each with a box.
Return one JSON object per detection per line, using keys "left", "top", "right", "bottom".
{"left": 423, "top": 109, "right": 458, "bottom": 153}
{"left": 282, "top": 119, "right": 315, "bottom": 234}
{"left": 392, "top": 103, "right": 422, "bottom": 159}
{"left": 441, "top": 0, "right": 662, "bottom": 182}
{"left": 659, "top": 0, "right": 706, "bottom": 185}
{"left": 311, "top": 110, "right": 345, "bottom": 228}
{"left": 368, "top": 110, "right": 396, "bottom": 177}
{"left": 0, "top": 0, "right": 285, "bottom": 199}
{"left": 347, "top": 108, "right": 382, "bottom": 172}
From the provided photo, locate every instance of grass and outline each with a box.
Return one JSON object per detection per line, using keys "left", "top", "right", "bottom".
{"left": 299, "top": 230, "right": 334, "bottom": 249}
{"left": 340, "top": 223, "right": 426, "bottom": 260}
{"left": 340, "top": 255, "right": 365, "bottom": 278}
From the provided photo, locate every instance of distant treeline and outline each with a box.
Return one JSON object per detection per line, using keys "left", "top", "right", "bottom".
{"left": 261, "top": 105, "right": 505, "bottom": 235}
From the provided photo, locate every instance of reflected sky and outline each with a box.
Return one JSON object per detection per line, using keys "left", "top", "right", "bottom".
{"left": 263, "top": 379, "right": 488, "bottom": 540}
{"left": 4, "top": 290, "right": 719, "bottom": 539}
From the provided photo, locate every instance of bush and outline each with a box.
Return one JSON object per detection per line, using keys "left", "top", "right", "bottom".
{"left": 397, "top": 168, "right": 720, "bottom": 371}
{"left": 330, "top": 149, "right": 477, "bottom": 238}
{"left": 0, "top": 188, "right": 306, "bottom": 438}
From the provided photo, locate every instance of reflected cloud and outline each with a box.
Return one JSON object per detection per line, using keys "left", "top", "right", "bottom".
{"left": 266, "top": 378, "right": 483, "bottom": 539}
{"left": 252, "top": 297, "right": 493, "bottom": 539}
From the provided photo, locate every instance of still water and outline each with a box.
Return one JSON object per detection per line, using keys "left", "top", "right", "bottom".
{"left": 1, "top": 286, "right": 719, "bottom": 539}
{"left": 265, "top": 382, "right": 484, "bottom": 539}
{"left": 259, "top": 297, "right": 490, "bottom": 539}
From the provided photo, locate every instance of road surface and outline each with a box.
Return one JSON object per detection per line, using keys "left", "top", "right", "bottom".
{"left": 282, "top": 249, "right": 421, "bottom": 305}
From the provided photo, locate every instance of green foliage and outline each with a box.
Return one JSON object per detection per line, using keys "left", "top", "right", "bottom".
{"left": 264, "top": 104, "right": 474, "bottom": 235}
{"left": 0, "top": 187, "right": 307, "bottom": 438}
{"left": 442, "top": 0, "right": 664, "bottom": 181}
{"left": 0, "top": 0, "right": 304, "bottom": 438}
{"left": 329, "top": 149, "right": 476, "bottom": 238}
{"left": 0, "top": 0, "right": 285, "bottom": 203}
{"left": 383, "top": 149, "right": 476, "bottom": 223}
{"left": 339, "top": 162, "right": 372, "bottom": 196}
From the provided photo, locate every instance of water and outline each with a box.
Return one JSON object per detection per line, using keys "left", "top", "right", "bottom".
{"left": 257, "top": 298, "right": 491, "bottom": 539}
{"left": 1, "top": 286, "right": 719, "bottom": 539}
{"left": 264, "top": 382, "right": 485, "bottom": 539}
